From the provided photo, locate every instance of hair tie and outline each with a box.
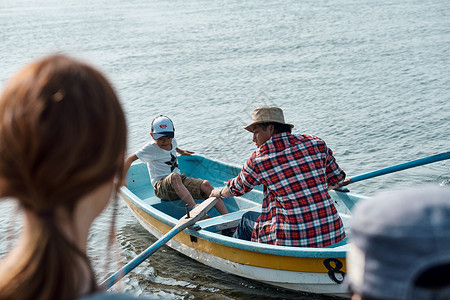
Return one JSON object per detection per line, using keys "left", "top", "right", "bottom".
{"left": 52, "top": 90, "right": 65, "bottom": 103}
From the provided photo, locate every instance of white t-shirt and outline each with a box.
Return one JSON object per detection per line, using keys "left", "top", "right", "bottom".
{"left": 135, "top": 138, "right": 181, "bottom": 186}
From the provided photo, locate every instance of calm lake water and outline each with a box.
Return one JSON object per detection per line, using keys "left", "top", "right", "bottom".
{"left": 0, "top": 0, "right": 449, "bottom": 298}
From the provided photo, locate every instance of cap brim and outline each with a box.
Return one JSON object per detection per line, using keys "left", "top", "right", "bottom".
{"left": 152, "top": 132, "right": 174, "bottom": 139}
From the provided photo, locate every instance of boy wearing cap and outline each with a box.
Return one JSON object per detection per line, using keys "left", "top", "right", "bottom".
{"left": 123, "top": 115, "right": 228, "bottom": 214}
{"left": 210, "top": 106, "right": 346, "bottom": 247}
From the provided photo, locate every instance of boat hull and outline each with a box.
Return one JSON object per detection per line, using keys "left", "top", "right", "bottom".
{"left": 121, "top": 155, "right": 365, "bottom": 297}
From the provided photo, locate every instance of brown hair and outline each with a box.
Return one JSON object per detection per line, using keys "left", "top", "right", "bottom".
{"left": 0, "top": 55, "right": 127, "bottom": 299}
{"left": 258, "top": 122, "right": 292, "bottom": 134}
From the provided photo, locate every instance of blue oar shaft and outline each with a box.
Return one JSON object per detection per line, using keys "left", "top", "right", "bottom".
{"left": 101, "top": 226, "right": 180, "bottom": 290}
{"left": 100, "top": 196, "right": 219, "bottom": 290}
{"left": 349, "top": 151, "right": 450, "bottom": 184}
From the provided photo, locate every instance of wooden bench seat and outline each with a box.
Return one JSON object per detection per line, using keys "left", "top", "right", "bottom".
{"left": 197, "top": 206, "right": 261, "bottom": 232}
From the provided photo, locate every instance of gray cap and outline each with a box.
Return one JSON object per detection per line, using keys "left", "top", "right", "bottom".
{"left": 347, "top": 185, "right": 450, "bottom": 300}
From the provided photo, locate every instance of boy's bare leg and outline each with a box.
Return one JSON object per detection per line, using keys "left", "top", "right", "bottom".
{"left": 201, "top": 180, "right": 229, "bottom": 215}
{"left": 171, "top": 173, "right": 196, "bottom": 209}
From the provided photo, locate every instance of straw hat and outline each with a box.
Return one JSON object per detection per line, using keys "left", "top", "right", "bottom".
{"left": 244, "top": 106, "right": 294, "bottom": 132}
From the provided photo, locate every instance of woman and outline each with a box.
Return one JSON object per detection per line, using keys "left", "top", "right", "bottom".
{"left": 0, "top": 55, "right": 135, "bottom": 299}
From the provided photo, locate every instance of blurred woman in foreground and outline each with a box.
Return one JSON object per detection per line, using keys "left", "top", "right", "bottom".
{"left": 0, "top": 55, "right": 135, "bottom": 299}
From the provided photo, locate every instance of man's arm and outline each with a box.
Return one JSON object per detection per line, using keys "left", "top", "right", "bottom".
{"left": 324, "top": 145, "right": 346, "bottom": 188}
{"left": 211, "top": 152, "right": 260, "bottom": 199}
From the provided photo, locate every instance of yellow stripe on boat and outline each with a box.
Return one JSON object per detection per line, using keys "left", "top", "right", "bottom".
{"left": 124, "top": 197, "right": 346, "bottom": 274}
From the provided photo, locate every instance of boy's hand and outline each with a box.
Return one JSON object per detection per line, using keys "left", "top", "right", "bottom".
{"left": 177, "top": 149, "right": 194, "bottom": 156}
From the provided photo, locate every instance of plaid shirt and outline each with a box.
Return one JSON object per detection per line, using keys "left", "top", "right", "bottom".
{"left": 227, "top": 132, "right": 346, "bottom": 247}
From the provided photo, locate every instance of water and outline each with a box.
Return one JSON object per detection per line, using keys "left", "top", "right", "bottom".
{"left": 0, "top": 0, "right": 449, "bottom": 298}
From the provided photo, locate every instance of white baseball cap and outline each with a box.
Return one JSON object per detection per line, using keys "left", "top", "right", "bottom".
{"left": 151, "top": 116, "right": 174, "bottom": 140}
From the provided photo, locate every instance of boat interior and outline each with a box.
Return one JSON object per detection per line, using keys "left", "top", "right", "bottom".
{"left": 126, "top": 157, "right": 360, "bottom": 240}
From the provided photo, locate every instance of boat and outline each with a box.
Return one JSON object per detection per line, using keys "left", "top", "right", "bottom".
{"left": 120, "top": 155, "right": 367, "bottom": 297}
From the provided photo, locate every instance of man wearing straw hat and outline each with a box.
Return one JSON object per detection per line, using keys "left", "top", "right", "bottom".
{"left": 211, "top": 106, "right": 347, "bottom": 247}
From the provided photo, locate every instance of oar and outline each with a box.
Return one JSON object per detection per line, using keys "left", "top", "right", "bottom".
{"left": 101, "top": 196, "right": 219, "bottom": 290}
{"left": 334, "top": 151, "right": 450, "bottom": 189}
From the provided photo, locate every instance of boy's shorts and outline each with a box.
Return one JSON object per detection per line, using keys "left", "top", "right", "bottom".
{"left": 154, "top": 173, "right": 207, "bottom": 201}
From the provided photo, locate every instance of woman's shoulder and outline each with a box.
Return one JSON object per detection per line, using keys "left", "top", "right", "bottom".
{"left": 81, "top": 292, "right": 145, "bottom": 300}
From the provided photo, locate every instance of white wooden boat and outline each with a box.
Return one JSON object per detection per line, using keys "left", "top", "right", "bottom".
{"left": 121, "top": 155, "right": 367, "bottom": 297}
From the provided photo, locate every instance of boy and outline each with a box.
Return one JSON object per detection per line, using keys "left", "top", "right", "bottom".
{"left": 123, "top": 115, "right": 228, "bottom": 215}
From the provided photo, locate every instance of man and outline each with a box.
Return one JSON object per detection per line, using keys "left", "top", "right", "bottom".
{"left": 210, "top": 106, "right": 346, "bottom": 247}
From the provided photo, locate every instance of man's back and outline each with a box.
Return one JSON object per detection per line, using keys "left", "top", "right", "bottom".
{"left": 230, "top": 132, "right": 346, "bottom": 247}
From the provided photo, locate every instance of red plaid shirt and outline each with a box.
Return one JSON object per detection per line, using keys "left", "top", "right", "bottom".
{"left": 227, "top": 132, "right": 346, "bottom": 247}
